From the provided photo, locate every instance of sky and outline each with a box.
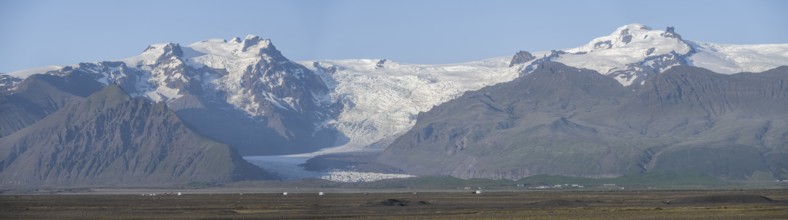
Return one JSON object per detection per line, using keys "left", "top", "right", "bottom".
{"left": 1, "top": 0, "right": 787, "bottom": 73}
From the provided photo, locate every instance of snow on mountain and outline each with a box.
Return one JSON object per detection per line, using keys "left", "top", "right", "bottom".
{"left": 183, "top": 35, "right": 328, "bottom": 118}
{"left": 5, "top": 65, "right": 63, "bottom": 79}
{"left": 297, "top": 57, "right": 529, "bottom": 155}
{"left": 122, "top": 35, "right": 273, "bottom": 69}
{"left": 182, "top": 35, "right": 273, "bottom": 72}
{"left": 116, "top": 35, "right": 328, "bottom": 119}
{"left": 122, "top": 44, "right": 177, "bottom": 67}
{"left": 554, "top": 23, "right": 692, "bottom": 86}
{"left": 1, "top": 65, "right": 63, "bottom": 88}
{"left": 689, "top": 42, "right": 788, "bottom": 74}
{"left": 550, "top": 23, "right": 788, "bottom": 86}
{"left": 564, "top": 24, "right": 691, "bottom": 58}
{"left": 181, "top": 36, "right": 275, "bottom": 115}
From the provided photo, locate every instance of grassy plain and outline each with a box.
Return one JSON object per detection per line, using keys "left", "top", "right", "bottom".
{"left": 1, "top": 189, "right": 786, "bottom": 219}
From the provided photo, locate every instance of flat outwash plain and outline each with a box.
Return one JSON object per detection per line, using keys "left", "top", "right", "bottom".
{"left": 1, "top": 189, "right": 786, "bottom": 219}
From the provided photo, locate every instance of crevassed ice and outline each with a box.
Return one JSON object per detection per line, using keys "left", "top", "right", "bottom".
{"left": 300, "top": 57, "right": 525, "bottom": 155}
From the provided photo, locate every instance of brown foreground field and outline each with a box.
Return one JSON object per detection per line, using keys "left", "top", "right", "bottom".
{"left": 1, "top": 189, "right": 786, "bottom": 219}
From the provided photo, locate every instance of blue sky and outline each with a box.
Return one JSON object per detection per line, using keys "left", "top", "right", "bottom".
{"left": 1, "top": 0, "right": 786, "bottom": 72}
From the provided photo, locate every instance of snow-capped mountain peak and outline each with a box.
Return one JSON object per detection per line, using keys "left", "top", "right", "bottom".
{"left": 188, "top": 36, "right": 273, "bottom": 59}
{"left": 552, "top": 24, "right": 788, "bottom": 87}
{"left": 566, "top": 24, "right": 690, "bottom": 56}
{"left": 120, "top": 35, "right": 277, "bottom": 69}
{"left": 182, "top": 35, "right": 287, "bottom": 74}
{"left": 565, "top": 23, "right": 691, "bottom": 59}
{"left": 554, "top": 24, "right": 696, "bottom": 86}
{"left": 143, "top": 43, "right": 183, "bottom": 57}
{"left": 122, "top": 43, "right": 184, "bottom": 67}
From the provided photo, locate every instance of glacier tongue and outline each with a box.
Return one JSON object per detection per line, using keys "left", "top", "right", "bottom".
{"left": 298, "top": 57, "right": 525, "bottom": 155}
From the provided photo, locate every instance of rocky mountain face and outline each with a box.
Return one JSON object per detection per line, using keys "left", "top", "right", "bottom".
{"left": 509, "top": 51, "right": 535, "bottom": 67}
{"left": 0, "top": 86, "right": 271, "bottom": 187}
{"left": 379, "top": 62, "right": 788, "bottom": 181}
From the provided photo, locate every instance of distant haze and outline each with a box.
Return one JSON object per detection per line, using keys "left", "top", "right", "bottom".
{"left": 1, "top": 0, "right": 787, "bottom": 72}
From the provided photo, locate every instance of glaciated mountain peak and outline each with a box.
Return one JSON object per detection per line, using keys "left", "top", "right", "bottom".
{"left": 187, "top": 35, "right": 279, "bottom": 60}
{"left": 567, "top": 23, "right": 690, "bottom": 55}
{"left": 555, "top": 24, "right": 694, "bottom": 86}
{"left": 143, "top": 43, "right": 183, "bottom": 57}
{"left": 548, "top": 24, "right": 788, "bottom": 87}
{"left": 607, "top": 23, "right": 652, "bottom": 45}
{"left": 125, "top": 43, "right": 184, "bottom": 67}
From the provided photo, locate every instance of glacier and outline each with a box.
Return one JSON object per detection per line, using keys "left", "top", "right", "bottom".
{"left": 296, "top": 57, "right": 529, "bottom": 155}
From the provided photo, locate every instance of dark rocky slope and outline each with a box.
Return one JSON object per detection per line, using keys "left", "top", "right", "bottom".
{"left": 380, "top": 62, "right": 788, "bottom": 180}
{"left": 0, "top": 73, "right": 103, "bottom": 138}
{"left": 0, "top": 86, "right": 272, "bottom": 188}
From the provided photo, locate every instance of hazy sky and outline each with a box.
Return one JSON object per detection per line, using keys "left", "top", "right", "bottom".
{"left": 1, "top": 0, "right": 786, "bottom": 72}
